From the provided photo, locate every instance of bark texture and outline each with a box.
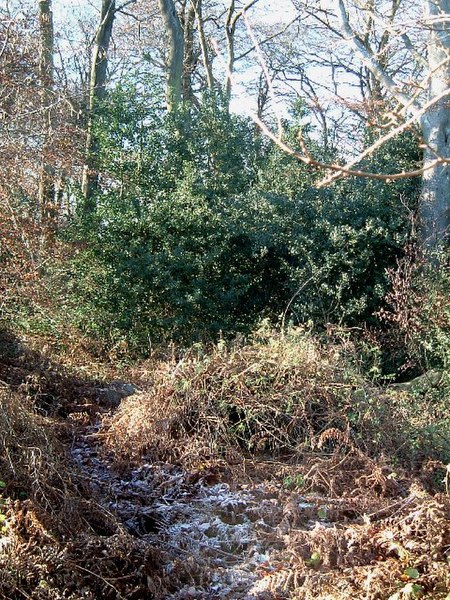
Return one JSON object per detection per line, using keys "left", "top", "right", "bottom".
{"left": 159, "top": 0, "right": 184, "bottom": 112}
{"left": 38, "top": 0, "right": 55, "bottom": 229}
{"left": 195, "top": 0, "right": 214, "bottom": 92}
{"left": 225, "top": 0, "right": 236, "bottom": 105}
{"left": 182, "top": 0, "right": 197, "bottom": 104}
{"left": 81, "top": 0, "right": 116, "bottom": 207}
{"left": 420, "top": 0, "right": 450, "bottom": 248}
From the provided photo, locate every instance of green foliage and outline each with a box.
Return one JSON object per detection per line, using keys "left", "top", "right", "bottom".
{"left": 305, "top": 552, "right": 322, "bottom": 568}
{"left": 260, "top": 128, "right": 421, "bottom": 326}
{"left": 64, "top": 87, "right": 294, "bottom": 348}
{"left": 61, "top": 84, "right": 422, "bottom": 351}
{"left": 94, "top": 86, "right": 264, "bottom": 201}
{"left": 282, "top": 474, "right": 305, "bottom": 490}
{"left": 414, "top": 259, "right": 450, "bottom": 371}
{"left": 67, "top": 190, "right": 295, "bottom": 349}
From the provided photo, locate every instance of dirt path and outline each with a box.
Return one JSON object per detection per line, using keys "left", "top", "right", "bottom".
{"left": 70, "top": 418, "right": 321, "bottom": 599}
{"left": 68, "top": 396, "right": 450, "bottom": 600}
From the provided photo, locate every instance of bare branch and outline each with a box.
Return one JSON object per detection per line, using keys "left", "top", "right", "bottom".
{"left": 192, "top": 0, "right": 214, "bottom": 90}
{"left": 317, "top": 86, "right": 450, "bottom": 187}
{"left": 400, "top": 32, "right": 427, "bottom": 69}
{"left": 230, "top": 0, "right": 260, "bottom": 28}
{"left": 243, "top": 12, "right": 283, "bottom": 138}
{"left": 255, "top": 84, "right": 450, "bottom": 184}
{"left": 0, "top": 18, "right": 13, "bottom": 61}
{"left": 116, "top": 0, "right": 137, "bottom": 10}
{"left": 235, "top": 16, "right": 301, "bottom": 62}
{"left": 337, "top": 0, "right": 420, "bottom": 113}
{"left": 395, "top": 56, "right": 450, "bottom": 120}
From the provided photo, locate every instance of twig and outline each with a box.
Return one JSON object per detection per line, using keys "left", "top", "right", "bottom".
{"left": 366, "top": 494, "right": 416, "bottom": 521}
{"left": 71, "top": 563, "right": 126, "bottom": 599}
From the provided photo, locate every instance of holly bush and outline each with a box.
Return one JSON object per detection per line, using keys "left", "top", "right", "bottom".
{"left": 61, "top": 84, "right": 421, "bottom": 353}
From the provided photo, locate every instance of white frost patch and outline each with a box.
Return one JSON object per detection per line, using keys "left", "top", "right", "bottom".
{"left": 71, "top": 425, "right": 316, "bottom": 598}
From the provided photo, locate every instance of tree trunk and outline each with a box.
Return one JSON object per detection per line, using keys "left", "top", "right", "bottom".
{"left": 225, "top": 0, "right": 236, "bottom": 106}
{"left": 81, "top": 0, "right": 116, "bottom": 209}
{"left": 420, "top": 0, "right": 450, "bottom": 249}
{"left": 159, "top": 0, "right": 184, "bottom": 112}
{"left": 38, "top": 0, "right": 56, "bottom": 231}
{"left": 182, "top": 0, "right": 196, "bottom": 104}
{"left": 194, "top": 0, "right": 214, "bottom": 92}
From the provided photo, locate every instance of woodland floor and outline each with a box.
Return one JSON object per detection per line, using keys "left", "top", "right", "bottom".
{"left": 70, "top": 412, "right": 450, "bottom": 599}
{"left": 0, "top": 329, "right": 449, "bottom": 599}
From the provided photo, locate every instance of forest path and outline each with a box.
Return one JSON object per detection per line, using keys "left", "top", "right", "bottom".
{"left": 67, "top": 384, "right": 450, "bottom": 600}
{"left": 70, "top": 413, "right": 318, "bottom": 599}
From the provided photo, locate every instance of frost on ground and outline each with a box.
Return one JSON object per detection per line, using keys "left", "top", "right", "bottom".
{"left": 70, "top": 421, "right": 450, "bottom": 600}
{"left": 1, "top": 332, "right": 449, "bottom": 599}
{"left": 71, "top": 422, "right": 309, "bottom": 599}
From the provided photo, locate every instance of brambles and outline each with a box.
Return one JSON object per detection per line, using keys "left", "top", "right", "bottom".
{"left": 379, "top": 247, "right": 450, "bottom": 374}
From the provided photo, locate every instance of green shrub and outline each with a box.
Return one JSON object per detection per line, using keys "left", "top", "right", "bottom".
{"left": 65, "top": 188, "right": 297, "bottom": 350}
{"left": 258, "top": 125, "right": 421, "bottom": 326}
{"left": 59, "top": 87, "right": 421, "bottom": 351}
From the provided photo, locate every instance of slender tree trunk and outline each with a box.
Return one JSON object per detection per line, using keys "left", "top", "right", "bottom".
{"left": 159, "top": 0, "right": 184, "bottom": 112}
{"left": 420, "top": 0, "right": 450, "bottom": 249}
{"left": 81, "top": 0, "right": 116, "bottom": 210}
{"left": 182, "top": 1, "right": 196, "bottom": 103}
{"left": 38, "top": 0, "right": 55, "bottom": 231}
{"left": 225, "top": 0, "right": 236, "bottom": 106}
{"left": 194, "top": 0, "right": 214, "bottom": 92}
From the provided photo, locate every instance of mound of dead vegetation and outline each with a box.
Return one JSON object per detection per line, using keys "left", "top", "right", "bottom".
{"left": 99, "top": 326, "right": 450, "bottom": 599}
{"left": 104, "top": 326, "right": 449, "bottom": 484}
{"left": 0, "top": 325, "right": 448, "bottom": 599}
{"left": 0, "top": 327, "right": 105, "bottom": 416}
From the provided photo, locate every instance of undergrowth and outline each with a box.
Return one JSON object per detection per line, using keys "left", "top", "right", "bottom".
{"left": 0, "top": 329, "right": 202, "bottom": 599}
{"left": 0, "top": 322, "right": 448, "bottom": 599}
{"left": 105, "top": 325, "right": 450, "bottom": 487}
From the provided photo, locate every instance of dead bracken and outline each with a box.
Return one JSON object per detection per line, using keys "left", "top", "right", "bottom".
{"left": 0, "top": 327, "right": 449, "bottom": 599}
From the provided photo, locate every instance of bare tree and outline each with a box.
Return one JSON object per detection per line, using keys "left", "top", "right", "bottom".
{"left": 1, "top": 4, "right": 43, "bottom": 207}
{"left": 157, "top": 0, "right": 219, "bottom": 110}
{"left": 194, "top": 0, "right": 215, "bottom": 92}
{"left": 81, "top": 0, "right": 117, "bottom": 205}
{"left": 181, "top": 0, "right": 198, "bottom": 103}
{"left": 158, "top": 0, "right": 185, "bottom": 111}
{"left": 38, "top": 0, "right": 56, "bottom": 231}
{"left": 224, "top": 0, "right": 260, "bottom": 103}
{"left": 330, "top": 0, "right": 449, "bottom": 247}
{"left": 242, "top": 0, "right": 449, "bottom": 249}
